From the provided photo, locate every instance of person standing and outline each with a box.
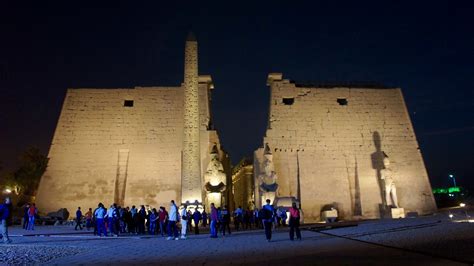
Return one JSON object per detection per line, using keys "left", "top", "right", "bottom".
{"left": 167, "top": 200, "right": 179, "bottom": 240}
{"left": 192, "top": 209, "right": 202, "bottom": 234}
{"left": 217, "top": 207, "right": 222, "bottom": 232}
{"left": 94, "top": 203, "right": 107, "bottom": 237}
{"left": 125, "top": 207, "right": 133, "bottom": 234}
{"left": 105, "top": 204, "right": 116, "bottom": 236}
{"left": 220, "top": 205, "right": 231, "bottom": 236}
{"left": 254, "top": 208, "right": 261, "bottom": 228}
{"left": 244, "top": 208, "right": 252, "bottom": 229}
{"left": 179, "top": 204, "right": 188, "bottom": 239}
{"left": 201, "top": 209, "right": 208, "bottom": 228}
{"left": 272, "top": 209, "right": 278, "bottom": 231}
{"left": 209, "top": 203, "right": 218, "bottom": 238}
{"left": 262, "top": 199, "right": 275, "bottom": 242}
{"left": 114, "top": 204, "right": 121, "bottom": 236}
{"left": 117, "top": 206, "right": 125, "bottom": 233}
{"left": 276, "top": 208, "right": 282, "bottom": 226}
{"left": 280, "top": 208, "right": 288, "bottom": 227}
{"left": 289, "top": 202, "right": 302, "bottom": 240}
{"left": 75, "top": 207, "right": 83, "bottom": 230}
{"left": 27, "top": 203, "right": 37, "bottom": 230}
{"left": 234, "top": 206, "right": 243, "bottom": 231}
{"left": 149, "top": 208, "right": 158, "bottom": 235}
{"left": 186, "top": 210, "right": 193, "bottom": 233}
{"left": 23, "top": 203, "right": 30, "bottom": 230}
{"left": 0, "top": 197, "right": 12, "bottom": 244}
{"left": 281, "top": 209, "right": 288, "bottom": 226}
{"left": 138, "top": 205, "right": 146, "bottom": 234}
{"left": 158, "top": 206, "right": 168, "bottom": 237}
{"left": 130, "top": 205, "right": 137, "bottom": 234}
{"left": 92, "top": 205, "right": 100, "bottom": 235}
{"left": 85, "top": 208, "right": 92, "bottom": 230}
{"left": 146, "top": 209, "right": 152, "bottom": 233}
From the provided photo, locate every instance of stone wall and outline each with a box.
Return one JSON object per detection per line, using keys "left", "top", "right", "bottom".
{"left": 255, "top": 74, "right": 437, "bottom": 222}
{"left": 36, "top": 84, "right": 221, "bottom": 213}
{"left": 232, "top": 159, "right": 254, "bottom": 210}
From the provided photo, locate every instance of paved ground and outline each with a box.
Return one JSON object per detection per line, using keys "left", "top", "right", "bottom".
{"left": 1, "top": 208, "right": 472, "bottom": 265}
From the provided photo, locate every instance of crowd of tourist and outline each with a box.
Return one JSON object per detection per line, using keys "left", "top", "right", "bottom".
{"left": 80, "top": 199, "right": 302, "bottom": 242}
{"left": 0, "top": 196, "right": 302, "bottom": 244}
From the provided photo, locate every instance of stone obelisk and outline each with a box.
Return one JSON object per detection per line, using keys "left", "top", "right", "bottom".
{"left": 181, "top": 32, "right": 202, "bottom": 205}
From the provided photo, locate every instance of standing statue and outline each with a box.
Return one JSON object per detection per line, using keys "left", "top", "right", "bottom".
{"left": 258, "top": 143, "right": 279, "bottom": 204}
{"left": 381, "top": 154, "right": 399, "bottom": 208}
{"left": 204, "top": 144, "right": 226, "bottom": 207}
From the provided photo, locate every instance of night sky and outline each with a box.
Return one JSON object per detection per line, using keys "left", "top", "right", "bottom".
{"left": 1, "top": 2, "right": 473, "bottom": 190}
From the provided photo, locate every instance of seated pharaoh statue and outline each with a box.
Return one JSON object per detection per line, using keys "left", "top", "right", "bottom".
{"left": 381, "top": 154, "right": 399, "bottom": 208}
{"left": 259, "top": 143, "right": 279, "bottom": 193}
{"left": 204, "top": 144, "right": 226, "bottom": 193}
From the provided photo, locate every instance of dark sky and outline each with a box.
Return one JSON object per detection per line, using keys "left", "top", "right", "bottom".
{"left": 1, "top": 1, "right": 473, "bottom": 190}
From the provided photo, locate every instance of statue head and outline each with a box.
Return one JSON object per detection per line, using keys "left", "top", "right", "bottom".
{"left": 210, "top": 144, "right": 219, "bottom": 160}
{"left": 264, "top": 143, "right": 273, "bottom": 161}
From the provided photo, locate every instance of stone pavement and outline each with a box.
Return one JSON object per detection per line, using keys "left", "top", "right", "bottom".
{"left": 2, "top": 220, "right": 470, "bottom": 265}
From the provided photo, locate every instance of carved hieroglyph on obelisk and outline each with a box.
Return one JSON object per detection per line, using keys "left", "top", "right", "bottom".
{"left": 181, "top": 32, "right": 202, "bottom": 205}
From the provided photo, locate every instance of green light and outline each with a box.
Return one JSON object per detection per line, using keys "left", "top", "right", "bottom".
{"left": 448, "top": 187, "right": 460, "bottom": 193}
{"left": 432, "top": 188, "right": 447, "bottom": 194}
{"left": 432, "top": 186, "right": 461, "bottom": 194}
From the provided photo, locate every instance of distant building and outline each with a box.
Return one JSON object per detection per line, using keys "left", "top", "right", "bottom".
{"left": 232, "top": 158, "right": 254, "bottom": 210}
{"left": 254, "top": 73, "right": 437, "bottom": 222}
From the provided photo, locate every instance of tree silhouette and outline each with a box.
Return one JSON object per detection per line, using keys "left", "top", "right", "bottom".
{"left": 5, "top": 147, "right": 48, "bottom": 196}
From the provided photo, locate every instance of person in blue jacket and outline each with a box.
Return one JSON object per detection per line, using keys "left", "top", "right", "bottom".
{"left": 261, "top": 199, "right": 275, "bottom": 242}
{"left": 0, "top": 197, "right": 12, "bottom": 244}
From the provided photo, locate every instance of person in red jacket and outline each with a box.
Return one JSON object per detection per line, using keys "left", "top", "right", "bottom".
{"left": 27, "top": 203, "right": 38, "bottom": 231}
{"left": 158, "top": 206, "right": 168, "bottom": 237}
{"left": 289, "top": 202, "right": 302, "bottom": 240}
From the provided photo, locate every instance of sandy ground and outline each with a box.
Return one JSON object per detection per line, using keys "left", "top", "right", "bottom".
{"left": 1, "top": 207, "right": 472, "bottom": 265}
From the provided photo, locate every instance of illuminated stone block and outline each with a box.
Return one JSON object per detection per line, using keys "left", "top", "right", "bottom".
{"left": 391, "top": 208, "right": 405, "bottom": 219}
{"left": 322, "top": 209, "right": 338, "bottom": 223}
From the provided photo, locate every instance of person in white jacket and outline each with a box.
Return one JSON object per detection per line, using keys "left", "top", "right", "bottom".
{"left": 180, "top": 203, "right": 188, "bottom": 239}
{"left": 105, "top": 205, "right": 117, "bottom": 236}
{"left": 167, "top": 200, "right": 179, "bottom": 240}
